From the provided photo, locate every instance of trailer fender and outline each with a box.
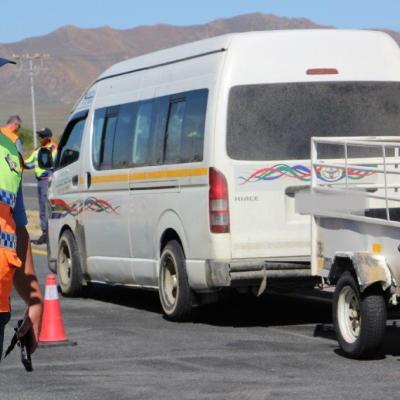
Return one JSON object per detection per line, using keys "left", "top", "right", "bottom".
{"left": 329, "top": 252, "right": 392, "bottom": 292}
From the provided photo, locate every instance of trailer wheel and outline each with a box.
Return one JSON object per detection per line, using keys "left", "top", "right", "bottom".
{"left": 57, "top": 230, "right": 83, "bottom": 297}
{"left": 333, "top": 271, "right": 386, "bottom": 358}
{"left": 159, "top": 240, "right": 193, "bottom": 321}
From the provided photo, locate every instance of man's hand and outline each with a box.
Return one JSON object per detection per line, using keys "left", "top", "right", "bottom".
{"left": 18, "top": 303, "right": 42, "bottom": 353}
{"left": 14, "top": 226, "right": 43, "bottom": 354}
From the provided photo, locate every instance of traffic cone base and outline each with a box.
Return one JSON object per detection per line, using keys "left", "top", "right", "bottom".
{"left": 38, "top": 340, "right": 77, "bottom": 348}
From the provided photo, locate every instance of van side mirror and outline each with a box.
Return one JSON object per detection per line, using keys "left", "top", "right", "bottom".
{"left": 60, "top": 149, "right": 79, "bottom": 166}
{"left": 37, "top": 147, "right": 53, "bottom": 170}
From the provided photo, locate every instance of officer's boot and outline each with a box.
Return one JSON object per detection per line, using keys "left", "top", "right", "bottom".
{"left": 34, "top": 231, "right": 47, "bottom": 245}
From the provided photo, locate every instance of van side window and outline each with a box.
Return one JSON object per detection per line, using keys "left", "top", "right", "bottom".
{"left": 180, "top": 90, "right": 208, "bottom": 162}
{"left": 112, "top": 103, "right": 137, "bottom": 169}
{"left": 92, "top": 109, "right": 105, "bottom": 169}
{"left": 92, "top": 107, "right": 118, "bottom": 169}
{"left": 91, "top": 89, "right": 208, "bottom": 169}
{"left": 163, "top": 89, "right": 208, "bottom": 164}
{"left": 150, "top": 97, "right": 169, "bottom": 165}
{"left": 132, "top": 101, "right": 153, "bottom": 165}
{"left": 101, "top": 108, "right": 118, "bottom": 169}
{"left": 56, "top": 117, "right": 86, "bottom": 169}
{"left": 164, "top": 100, "right": 186, "bottom": 164}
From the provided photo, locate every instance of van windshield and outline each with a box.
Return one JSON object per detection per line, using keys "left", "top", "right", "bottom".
{"left": 227, "top": 82, "right": 400, "bottom": 160}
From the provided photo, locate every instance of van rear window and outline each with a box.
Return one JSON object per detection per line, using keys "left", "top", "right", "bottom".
{"left": 227, "top": 82, "right": 400, "bottom": 161}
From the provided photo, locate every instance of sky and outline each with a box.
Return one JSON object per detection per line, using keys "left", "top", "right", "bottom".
{"left": 1, "top": 0, "right": 400, "bottom": 43}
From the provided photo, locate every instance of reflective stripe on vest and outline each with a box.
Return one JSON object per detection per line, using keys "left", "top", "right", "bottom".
{"left": 0, "top": 188, "right": 16, "bottom": 208}
{"left": 0, "top": 231, "right": 17, "bottom": 250}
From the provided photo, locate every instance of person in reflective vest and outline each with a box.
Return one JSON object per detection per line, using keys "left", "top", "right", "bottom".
{"left": 0, "top": 115, "right": 23, "bottom": 153}
{"left": 25, "top": 127, "right": 58, "bottom": 245}
{"left": 0, "top": 131, "right": 22, "bottom": 314}
{"left": 0, "top": 119, "right": 43, "bottom": 360}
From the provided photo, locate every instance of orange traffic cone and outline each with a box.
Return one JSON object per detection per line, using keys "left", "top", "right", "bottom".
{"left": 39, "top": 274, "right": 71, "bottom": 346}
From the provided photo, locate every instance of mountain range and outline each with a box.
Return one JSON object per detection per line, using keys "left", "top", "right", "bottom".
{"left": 0, "top": 12, "right": 399, "bottom": 136}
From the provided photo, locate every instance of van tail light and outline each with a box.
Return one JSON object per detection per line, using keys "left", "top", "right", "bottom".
{"left": 209, "top": 167, "right": 230, "bottom": 233}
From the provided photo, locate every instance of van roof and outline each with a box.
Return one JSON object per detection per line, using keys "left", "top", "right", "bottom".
{"left": 97, "top": 29, "right": 397, "bottom": 83}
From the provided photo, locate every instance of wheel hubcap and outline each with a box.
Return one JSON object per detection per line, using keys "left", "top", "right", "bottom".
{"left": 59, "top": 241, "right": 72, "bottom": 286}
{"left": 162, "top": 254, "right": 178, "bottom": 308}
{"left": 338, "top": 286, "right": 361, "bottom": 343}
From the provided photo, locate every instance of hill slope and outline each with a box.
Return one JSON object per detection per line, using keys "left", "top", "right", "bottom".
{"left": 0, "top": 12, "right": 398, "bottom": 135}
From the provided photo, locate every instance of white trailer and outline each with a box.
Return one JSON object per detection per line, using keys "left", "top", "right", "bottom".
{"left": 296, "top": 136, "right": 400, "bottom": 358}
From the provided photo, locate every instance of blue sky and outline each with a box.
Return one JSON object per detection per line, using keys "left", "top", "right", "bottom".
{"left": 1, "top": 0, "right": 400, "bottom": 43}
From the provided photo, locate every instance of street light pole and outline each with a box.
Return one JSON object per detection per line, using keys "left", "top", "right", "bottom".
{"left": 12, "top": 53, "right": 49, "bottom": 148}
{"left": 28, "top": 58, "right": 38, "bottom": 148}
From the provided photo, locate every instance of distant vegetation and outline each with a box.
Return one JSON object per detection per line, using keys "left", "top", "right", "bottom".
{"left": 19, "top": 127, "right": 34, "bottom": 155}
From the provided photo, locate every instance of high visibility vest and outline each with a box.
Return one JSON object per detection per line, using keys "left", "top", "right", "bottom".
{"left": 25, "top": 141, "right": 58, "bottom": 179}
{"left": 0, "top": 132, "right": 22, "bottom": 312}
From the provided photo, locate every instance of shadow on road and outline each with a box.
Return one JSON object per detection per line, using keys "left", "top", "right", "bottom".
{"left": 83, "top": 283, "right": 163, "bottom": 314}
{"left": 83, "top": 284, "right": 333, "bottom": 326}
{"left": 381, "top": 322, "right": 400, "bottom": 357}
{"left": 193, "top": 291, "right": 332, "bottom": 327}
{"left": 79, "top": 284, "right": 400, "bottom": 358}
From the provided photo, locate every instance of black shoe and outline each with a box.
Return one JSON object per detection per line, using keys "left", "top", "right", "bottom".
{"left": 33, "top": 233, "right": 47, "bottom": 245}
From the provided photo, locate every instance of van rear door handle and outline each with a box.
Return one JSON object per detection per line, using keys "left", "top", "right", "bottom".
{"left": 72, "top": 175, "right": 79, "bottom": 186}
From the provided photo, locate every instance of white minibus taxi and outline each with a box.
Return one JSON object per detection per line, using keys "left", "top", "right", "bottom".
{"left": 47, "top": 30, "right": 400, "bottom": 320}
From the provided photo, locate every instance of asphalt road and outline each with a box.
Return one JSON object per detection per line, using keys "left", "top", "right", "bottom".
{"left": 1, "top": 253, "right": 400, "bottom": 400}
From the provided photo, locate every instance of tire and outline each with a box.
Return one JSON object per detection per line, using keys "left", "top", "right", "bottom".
{"left": 333, "top": 271, "right": 386, "bottom": 358}
{"left": 159, "top": 240, "right": 193, "bottom": 321}
{"left": 57, "top": 230, "right": 83, "bottom": 297}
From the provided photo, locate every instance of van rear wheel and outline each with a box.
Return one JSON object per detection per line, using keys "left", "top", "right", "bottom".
{"left": 57, "top": 230, "right": 83, "bottom": 297}
{"left": 333, "top": 271, "right": 386, "bottom": 358}
{"left": 159, "top": 240, "right": 193, "bottom": 321}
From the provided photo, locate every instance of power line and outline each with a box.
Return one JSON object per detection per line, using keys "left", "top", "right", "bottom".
{"left": 11, "top": 53, "right": 49, "bottom": 148}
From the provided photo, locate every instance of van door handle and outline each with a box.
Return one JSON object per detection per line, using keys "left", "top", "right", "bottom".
{"left": 87, "top": 172, "right": 92, "bottom": 188}
{"left": 72, "top": 175, "right": 79, "bottom": 186}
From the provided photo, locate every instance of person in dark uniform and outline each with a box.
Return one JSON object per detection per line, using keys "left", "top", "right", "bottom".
{"left": 25, "top": 128, "right": 58, "bottom": 245}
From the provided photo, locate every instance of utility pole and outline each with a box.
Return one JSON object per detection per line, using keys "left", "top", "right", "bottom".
{"left": 11, "top": 53, "right": 49, "bottom": 148}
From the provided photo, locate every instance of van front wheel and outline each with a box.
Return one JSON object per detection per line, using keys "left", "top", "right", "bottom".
{"left": 159, "top": 240, "right": 193, "bottom": 321}
{"left": 57, "top": 230, "right": 83, "bottom": 297}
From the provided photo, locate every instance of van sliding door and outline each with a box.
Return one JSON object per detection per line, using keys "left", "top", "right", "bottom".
{"left": 81, "top": 106, "right": 132, "bottom": 284}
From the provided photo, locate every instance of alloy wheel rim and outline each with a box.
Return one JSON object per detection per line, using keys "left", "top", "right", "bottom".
{"left": 59, "top": 241, "right": 72, "bottom": 287}
{"left": 338, "top": 285, "right": 361, "bottom": 343}
{"left": 162, "top": 253, "right": 178, "bottom": 308}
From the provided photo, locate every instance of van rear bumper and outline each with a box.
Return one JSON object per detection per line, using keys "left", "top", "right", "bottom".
{"left": 206, "top": 259, "right": 312, "bottom": 288}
